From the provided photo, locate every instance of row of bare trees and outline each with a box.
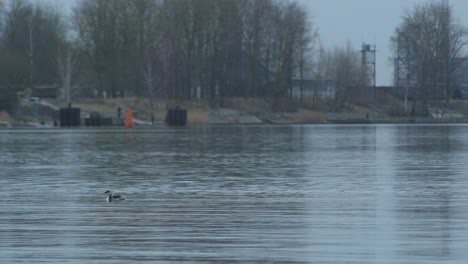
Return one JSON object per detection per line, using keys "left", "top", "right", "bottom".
{"left": 0, "top": 0, "right": 346, "bottom": 112}
{"left": 1, "top": 0, "right": 466, "bottom": 114}
{"left": 0, "top": 0, "right": 69, "bottom": 110}
{"left": 70, "top": 0, "right": 315, "bottom": 106}
{"left": 70, "top": 0, "right": 372, "bottom": 109}
{"left": 391, "top": 0, "right": 468, "bottom": 114}
{"left": 5, "top": 1, "right": 67, "bottom": 85}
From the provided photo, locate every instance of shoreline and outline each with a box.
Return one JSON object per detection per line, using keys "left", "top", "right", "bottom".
{"left": 3, "top": 116, "right": 468, "bottom": 128}
{"left": 2, "top": 97, "right": 468, "bottom": 127}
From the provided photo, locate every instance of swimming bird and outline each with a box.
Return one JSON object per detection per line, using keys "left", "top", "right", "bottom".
{"left": 104, "top": 190, "right": 126, "bottom": 202}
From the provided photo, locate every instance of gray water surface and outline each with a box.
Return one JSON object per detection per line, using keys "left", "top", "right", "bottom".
{"left": 1, "top": 125, "right": 468, "bottom": 263}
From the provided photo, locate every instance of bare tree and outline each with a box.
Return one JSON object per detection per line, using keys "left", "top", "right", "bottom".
{"left": 311, "top": 33, "right": 329, "bottom": 103}
{"left": 436, "top": 4, "right": 468, "bottom": 104}
{"left": 295, "top": 8, "right": 314, "bottom": 103}
{"left": 140, "top": 45, "right": 167, "bottom": 121}
{"left": 329, "top": 42, "right": 363, "bottom": 110}
{"left": 391, "top": 1, "right": 467, "bottom": 113}
{"left": 57, "top": 45, "right": 82, "bottom": 105}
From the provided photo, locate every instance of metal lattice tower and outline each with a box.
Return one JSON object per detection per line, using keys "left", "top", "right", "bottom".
{"left": 394, "top": 31, "right": 411, "bottom": 88}
{"left": 394, "top": 30, "right": 417, "bottom": 111}
{"left": 361, "top": 43, "right": 376, "bottom": 87}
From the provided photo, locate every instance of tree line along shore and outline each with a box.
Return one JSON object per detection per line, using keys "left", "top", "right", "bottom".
{"left": 0, "top": 0, "right": 467, "bottom": 123}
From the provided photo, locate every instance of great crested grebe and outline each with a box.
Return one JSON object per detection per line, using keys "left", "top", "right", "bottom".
{"left": 104, "top": 190, "right": 126, "bottom": 202}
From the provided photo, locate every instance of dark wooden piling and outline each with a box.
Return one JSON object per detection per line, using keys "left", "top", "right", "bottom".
{"left": 166, "top": 108, "right": 187, "bottom": 126}
{"left": 59, "top": 106, "right": 81, "bottom": 127}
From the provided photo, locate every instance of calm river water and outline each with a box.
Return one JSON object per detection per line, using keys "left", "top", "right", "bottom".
{"left": 1, "top": 125, "right": 468, "bottom": 263}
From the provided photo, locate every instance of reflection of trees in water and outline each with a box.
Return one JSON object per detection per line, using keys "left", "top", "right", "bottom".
{"left": 394, "top": 125, "right": 459, "bottom": 258}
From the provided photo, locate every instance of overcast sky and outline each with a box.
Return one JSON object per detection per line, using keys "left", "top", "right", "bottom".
{"left": 29, "top": 0, "right": 468, "bottom": 86}
{"left": 297, "top": 0, "right": 468, "bottom": 86}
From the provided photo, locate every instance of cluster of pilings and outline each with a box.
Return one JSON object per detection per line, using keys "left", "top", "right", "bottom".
{"left": 59, "top": 104, "right": 187, "bottom": 127}
{"left": 59, "top": 105, "right": 113, "bottom": 127}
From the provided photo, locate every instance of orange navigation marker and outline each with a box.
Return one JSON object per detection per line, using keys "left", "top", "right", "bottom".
{"left": 125, "top": 108, "right": 134, "bottom": 128}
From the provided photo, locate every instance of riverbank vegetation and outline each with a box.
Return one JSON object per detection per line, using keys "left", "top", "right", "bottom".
{"left": 0, "top": 0, "right": 467, "bottom": 121}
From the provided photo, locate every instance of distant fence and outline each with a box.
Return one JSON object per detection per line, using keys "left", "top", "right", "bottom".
{"left": 375, "top": 86, "right": 415, "bottom": 100}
